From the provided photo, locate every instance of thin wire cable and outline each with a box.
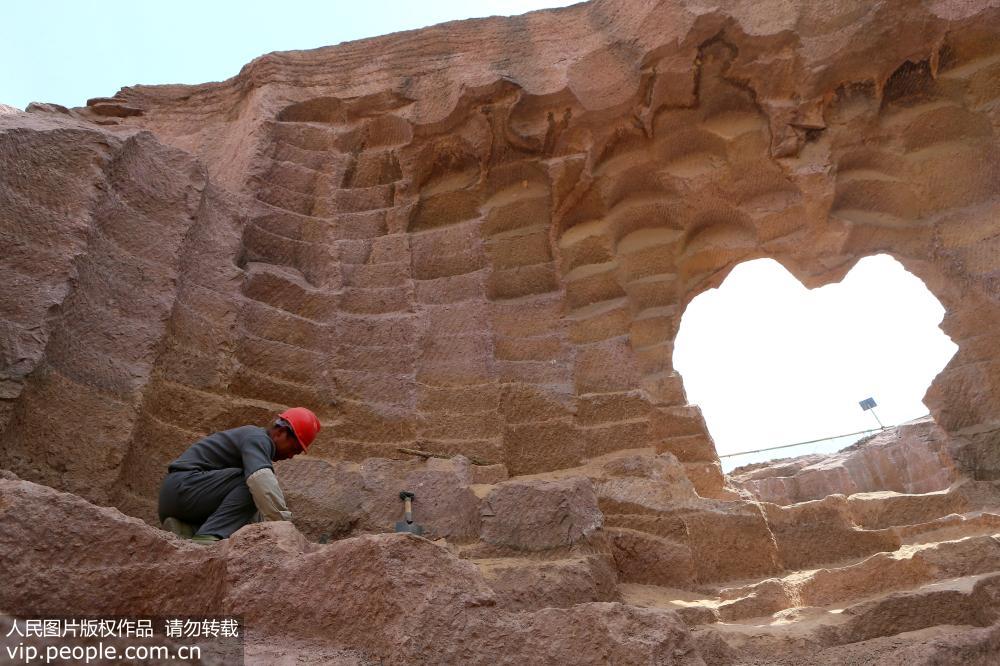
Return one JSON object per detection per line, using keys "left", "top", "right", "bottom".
{"left": 718, "top": 428, "right": 879, "bottom": 458}
{"left": 717, "top": 414, "right": 932, "bottom": 459}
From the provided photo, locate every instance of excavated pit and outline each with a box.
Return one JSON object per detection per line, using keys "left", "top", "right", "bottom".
{"left": 2, "top": 0, "right": 1000, "bottom": 663}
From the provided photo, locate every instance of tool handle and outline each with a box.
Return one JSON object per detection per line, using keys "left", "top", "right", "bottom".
{"left": 400, "top": 491, "right": 415, "bottom": 524}
{"left": 403, "top": 497, "right": 413, "bottom": 522}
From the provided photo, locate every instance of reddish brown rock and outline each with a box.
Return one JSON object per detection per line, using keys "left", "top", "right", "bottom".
{"left": 716, "top": 579, "right": 793, "bottom": 621}
{"left": 607, "top": 527, "right": 698, "bottom": 587}
{"left": 1, "top": 475, "right": 708, "bottom": 664}
{"left": 475, "top": 555, "right": 619, "bottom": 611}
{"left": 3, "top": 1, "right": 1000, "bottom": 662}
{"left": 479, "top": 477, "right": 603, "bottom": 551}
{"left": 275, "top": 457, "right": 366, "bottom": 540}
{"left": 845, "top": 487, "right": 970, "bottom": 531}
{"left": 486, "top": 603, "right": 705, "bottom": 666}
{"left": 762, "top": 495, "right": 901, "bottom": 570}
{"left": 277, "top": 455, "right": 484, "bottom": 541}
{"left": 0, "top": 477, "right": 223, "bottom": 616}
{"left": 710, "top": 533, "right": 1000, "bottom": 624}
{"left": 732, "top": 419, "right": 962, "bottom": 505}
{"left": 0, "top": 114, "right": 245, "bottom": 515}
{"left": 9, "top": 0, "right": 1000, "bottom": 504}
{"left": 222, "top": 526, "right": 497, "bottom": 661}
{"left": 822, "top": 573, "right": 1000, "bottom": 645}
{"left": 353, "top": 457, "right": 483, "bottom": 539}
{"left": 681, "top": 502, "right": 785, "bottom": 583}
{"left": 594, "top": 452, "right": 700, "bottom": 512}
{"left": 877, "top": 621, "right": 1000, "bottom": 665}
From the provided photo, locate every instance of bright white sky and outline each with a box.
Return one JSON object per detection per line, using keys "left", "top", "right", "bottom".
{"left": 675, "top": 256, "right": 957, "bottom": 471}
{"left": 5, "top": 3, "right": 957, "bottom": 471}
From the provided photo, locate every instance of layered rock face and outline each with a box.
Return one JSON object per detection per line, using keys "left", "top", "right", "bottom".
{"left": 6, "top": 458, "right": 1000, "bottom": 664}
{"left": 2, "top": 0, "right": 1000, "bottom": 663}
{"left": 0, "top": 113, "right": 245, "bottom": 514}
{"left": 732, "top": 417, "right": 961, "bottom": 505}
{"left": 4, "top": 0, "right": 999, "bottom": 521}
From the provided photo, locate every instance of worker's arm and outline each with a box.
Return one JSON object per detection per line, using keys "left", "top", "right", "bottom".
{"left": 245, "top": 468, "right": 292, "bottom": 521}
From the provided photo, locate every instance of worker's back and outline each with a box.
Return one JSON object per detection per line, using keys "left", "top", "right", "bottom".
{"left": 167, "top": 425, "right": 275, "bottom": 479}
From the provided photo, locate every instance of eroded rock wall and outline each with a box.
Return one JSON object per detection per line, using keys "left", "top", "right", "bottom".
{"left": 2, "top": 0, "right": 999, "bottom": 518}
{"left": 0, "top": 115, "right": 247, "bottom": 511}
{"left": 732, "top": 418, "right": 962, "bottom": 505}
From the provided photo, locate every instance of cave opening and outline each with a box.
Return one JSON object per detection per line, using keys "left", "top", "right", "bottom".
{"left": 673, "top": 254, "right": 958, "bottom": 472}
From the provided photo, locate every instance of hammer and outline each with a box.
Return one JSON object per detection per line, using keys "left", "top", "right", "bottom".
{"left": 394, "top": 490, "right": 424, "bottom": 536}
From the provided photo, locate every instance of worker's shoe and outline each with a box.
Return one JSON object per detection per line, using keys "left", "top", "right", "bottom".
{"left": 191, "top": 534, "right": 221, "bottom": 545}
{"left": 162, "top": 517, "right": 196, "bottom": 539}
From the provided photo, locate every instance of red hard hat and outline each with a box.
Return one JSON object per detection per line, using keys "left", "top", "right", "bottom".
{"left": 278, "top": 407, "right": 321, "bottom": 452}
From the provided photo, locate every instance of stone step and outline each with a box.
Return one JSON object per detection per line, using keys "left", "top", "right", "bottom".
{"left": 842, "top": 482, "right": 1000, "bottom": 530}
{"left": 818, "top": 571, "right": 1000, "bottom": 646}
{"left": 606, "top": 507, "right": 901, "bottom": 591}
{"left": 606, "top": 495, "right": 1000, "bottom": 600}
{"left": 470, "top": 555, "right": 619, "bottom": 611}
{"left": 688, "top": 574, "right": 1000, "bottom": 662}
{"left": 630, "top": 569, "right": 1000, "bottom": 653}
{"left": 714, "top": 532, "right": 1000, "bottom": 622}
{"left": 895, "top": 510, "right": 1000, "bottom": 544}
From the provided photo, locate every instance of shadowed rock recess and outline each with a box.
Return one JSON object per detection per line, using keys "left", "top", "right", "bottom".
{"left": 2, "top": 0, "right": 1000, "bottom": 662}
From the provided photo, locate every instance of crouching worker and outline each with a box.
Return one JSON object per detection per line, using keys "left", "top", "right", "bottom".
{"left": 158, "top": 407, "right": 321, "bottom": 544}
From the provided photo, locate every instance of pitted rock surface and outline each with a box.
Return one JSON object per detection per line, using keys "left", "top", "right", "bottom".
{"left": 2, "top": 1, "right": 1000, "bottom": 663}
{"left": 4, "top": 1, "right": 1000, "bottom": 515}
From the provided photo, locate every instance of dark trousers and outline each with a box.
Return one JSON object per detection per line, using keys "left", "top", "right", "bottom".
{"left": 158, "top": 469, "right": 257, "bottom": 538}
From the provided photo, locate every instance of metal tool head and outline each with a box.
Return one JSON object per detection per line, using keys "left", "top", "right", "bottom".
{"left": 394, "top": 519, "right": 424, "bottom": 535}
